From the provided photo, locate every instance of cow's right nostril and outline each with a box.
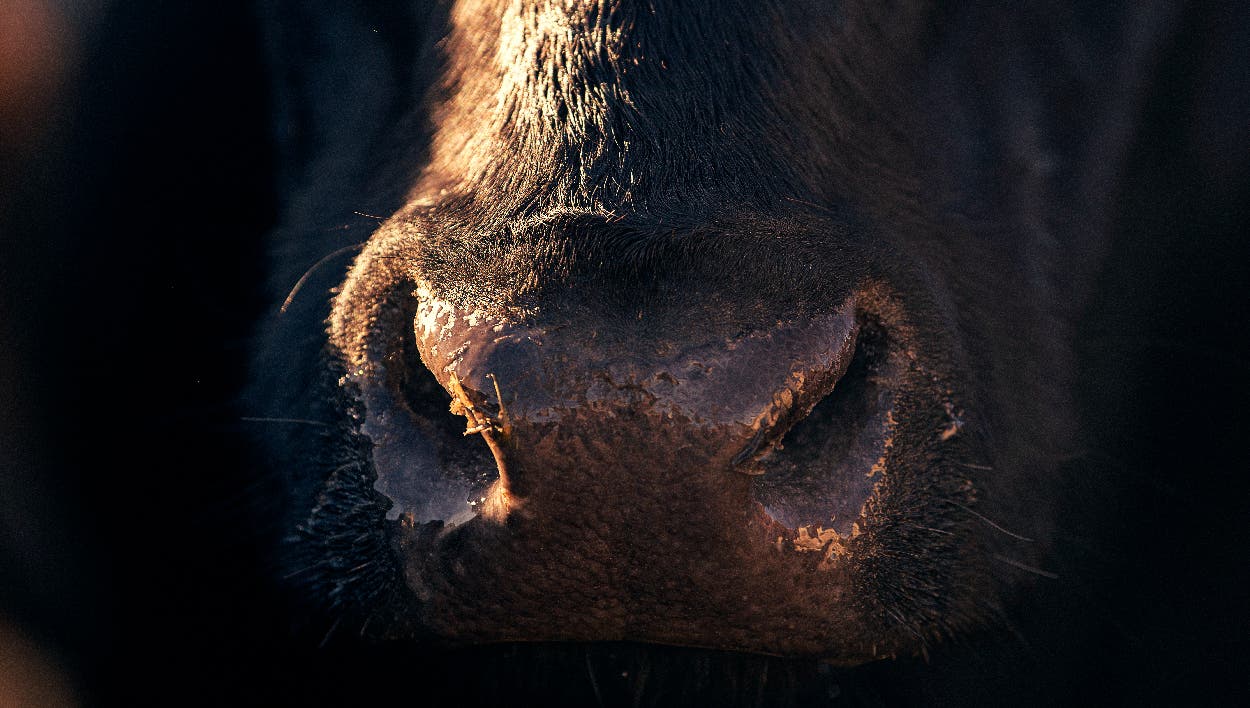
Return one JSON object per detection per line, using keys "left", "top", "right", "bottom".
{"left": 350, "top": 305, "right": 501, "bottom": 526}
{"left": 752, "top": 318, "right": 903, "bottom": 534}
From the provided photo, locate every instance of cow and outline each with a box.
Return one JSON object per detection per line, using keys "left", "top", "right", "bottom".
{"left": 239, "top": 0, "right": 1250, "bottom": 703}
{"left": 2, "top": 0, "right": 1247, "bottom": 705}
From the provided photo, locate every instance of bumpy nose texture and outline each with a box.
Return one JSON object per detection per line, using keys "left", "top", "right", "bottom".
{"left": 413, "top": 286, "right": 859, "bottom": 504}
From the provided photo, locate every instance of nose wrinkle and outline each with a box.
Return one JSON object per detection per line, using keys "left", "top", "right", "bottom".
{"left": 413, "top": 292, "right": 860, "bottom": 483}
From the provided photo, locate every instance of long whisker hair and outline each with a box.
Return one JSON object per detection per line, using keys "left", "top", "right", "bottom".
{"left": 280, "top": 243, "right": 366, "bottom": 314}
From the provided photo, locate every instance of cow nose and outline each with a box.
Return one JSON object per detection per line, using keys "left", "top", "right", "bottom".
{"left": 412, "top": 288, "right": 860, "bottom": 507}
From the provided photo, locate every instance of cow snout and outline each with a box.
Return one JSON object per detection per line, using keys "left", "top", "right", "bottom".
{"left": 325, "top": 220, "right": 947, "bottom": 656}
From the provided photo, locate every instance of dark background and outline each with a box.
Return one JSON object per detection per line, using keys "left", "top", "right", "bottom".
{"left": 1, "top": 0, "right": 277, "bottom": 701}
{"left": 1, "top": 1, "right": 1248, "bottom": 704}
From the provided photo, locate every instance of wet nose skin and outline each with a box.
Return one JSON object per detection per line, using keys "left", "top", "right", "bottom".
{"left": 400, "top": 289, "right": 866, "bottom": 648}
{"left": 413, "top": 287, "right": 859, "bottom": 502}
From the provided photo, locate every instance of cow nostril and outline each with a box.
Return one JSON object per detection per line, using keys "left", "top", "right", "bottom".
{"left": 360, "top": 313, "right": 500, "bottom": 525}
{"left": 752, "top": 318, "right": 899, "bottom": 534}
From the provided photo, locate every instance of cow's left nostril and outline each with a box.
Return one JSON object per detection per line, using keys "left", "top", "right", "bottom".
{"left": 752, "top": 318, "right": 901, "bottom": 534}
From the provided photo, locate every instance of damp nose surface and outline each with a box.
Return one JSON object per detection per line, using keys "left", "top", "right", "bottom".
{"left": 396, "top": 290, "right": 876, "bottom": 650}
{"left": 412, "top": 288, "right": 860, "bottom": 496}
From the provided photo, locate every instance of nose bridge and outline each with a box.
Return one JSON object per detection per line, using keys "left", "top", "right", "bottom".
{"left": 414, "top": 287, "right": 859, "bottom": 489}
